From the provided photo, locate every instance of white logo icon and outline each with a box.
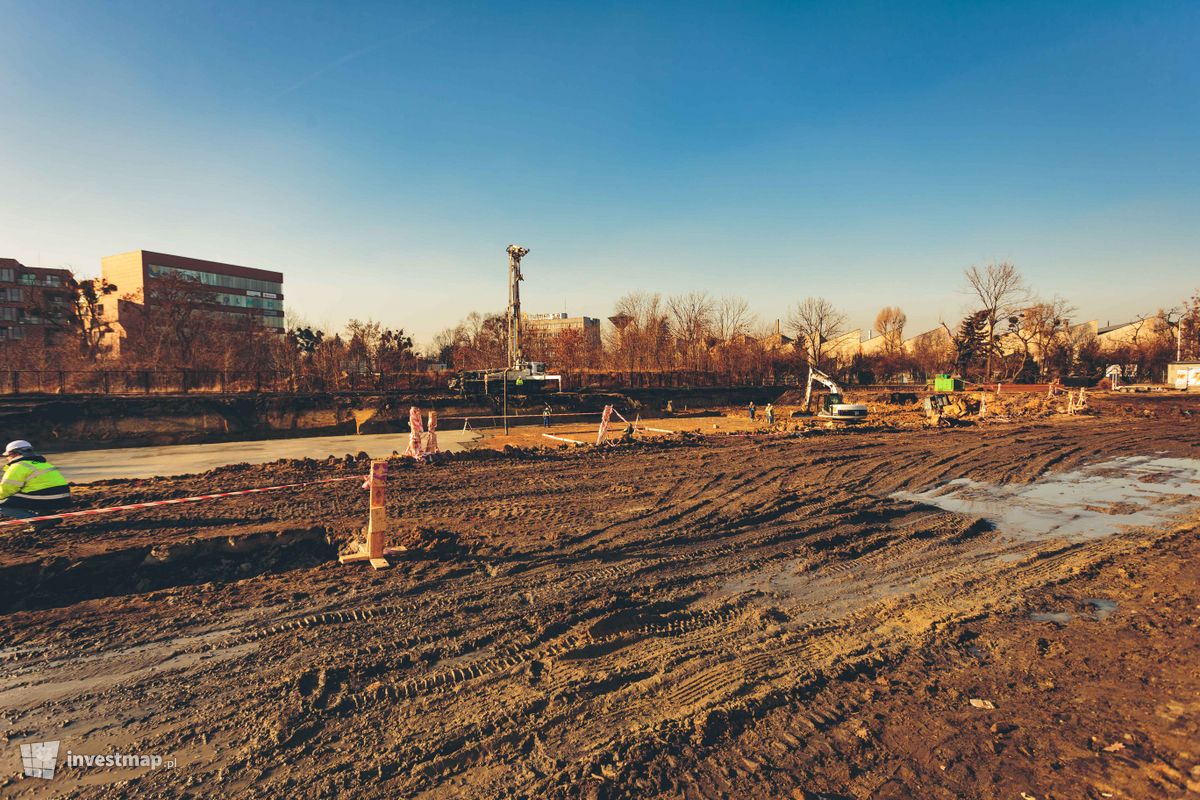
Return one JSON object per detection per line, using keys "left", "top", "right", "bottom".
{"left": 20, "top": 740, "right": 59, "bottom": 779}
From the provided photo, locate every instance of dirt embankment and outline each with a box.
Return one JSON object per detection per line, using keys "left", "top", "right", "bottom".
{"left": 0, "top": 400, "right": 1197, "bottom": 798}
{"left": 4, "top": 387, "right": 779, "bottom": 451}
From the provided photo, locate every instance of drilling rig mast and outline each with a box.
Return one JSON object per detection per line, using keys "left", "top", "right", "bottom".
{"left": 506, "top": 244, "right": 529, "bottom": 368}
{"left": 447, "top": 243, "right": 561, "bottom": 395}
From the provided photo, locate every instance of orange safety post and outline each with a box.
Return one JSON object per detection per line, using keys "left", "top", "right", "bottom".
{"left": 339, "top": 459, "right": 401, "bottom": 569}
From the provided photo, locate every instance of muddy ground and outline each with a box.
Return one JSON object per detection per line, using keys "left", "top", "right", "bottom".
{"left": 0, "top": 394, "right": 1197, "bottom": 798}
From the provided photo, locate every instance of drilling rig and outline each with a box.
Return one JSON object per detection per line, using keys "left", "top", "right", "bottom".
{"left": 506, "top": 244, "right": 528, "bottom": 368}
{"left": 448, "top": 244, "right": 562, "bottom": 396}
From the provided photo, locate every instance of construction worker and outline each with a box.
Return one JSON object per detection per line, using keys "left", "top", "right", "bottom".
{"left": 542, "top": 404, "right": 552, "bottom": 428}
{"left": 748, "top": 401, "right": 756, "bottom": 421}
{"left": 765, "top": 403, "right": 775, "bottom": 426}
{"left": 0, "top": 441, "right": 71, "bottom": 521}
{"left": 666, "top": 399, "right": 674, "bottom": 415}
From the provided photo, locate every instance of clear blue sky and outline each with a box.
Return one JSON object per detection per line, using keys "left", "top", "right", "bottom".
{"left": 2, "top": 0, "right": 1196, "bottom": 347}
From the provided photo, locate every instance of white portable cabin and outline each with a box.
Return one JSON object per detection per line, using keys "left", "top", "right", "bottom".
{"left": 1167, "top": 361, "right": 1200, "bottom": 390}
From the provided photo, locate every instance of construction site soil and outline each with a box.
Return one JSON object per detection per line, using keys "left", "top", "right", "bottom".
{"left": 1, "top": 393, "right": 1198, "bottom": 798}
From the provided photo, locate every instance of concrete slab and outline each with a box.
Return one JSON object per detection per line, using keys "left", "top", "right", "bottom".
{"left": 47, "top": 431, "right": 479, "bottom": 483}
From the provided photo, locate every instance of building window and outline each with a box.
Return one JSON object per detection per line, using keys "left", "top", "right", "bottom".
{"left": 148, "top": 264, "right": 282, "bottom": 295}
{"left": 0, "top": 268, "right": 12, "bottom": 282}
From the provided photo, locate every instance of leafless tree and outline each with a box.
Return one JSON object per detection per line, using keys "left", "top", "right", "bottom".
{"left": 874, "top": 306, "right": 907, "bottom": 356}
{"left": 714, "top": 296, "right": 754, "bottom": 342}
{"left": 963, "top": 261, "right": 1028, "bottom": 380}
{"left": 607, "top": 292, "right": 670, "bottom": 376}
{"left": 788, "top": 296, "right": 847, "bottom": 367}
{"left": 909, "top": 328, "right": 954, "bottom": 378}
{"left": 668, "top": 291, "right": 715, "bottom": 371}
{"left": 1182, "top": 289, "right": 1200, "bottom": 360}
{"left": 1006, "top": 297, "right": 1076, "bottom": 380}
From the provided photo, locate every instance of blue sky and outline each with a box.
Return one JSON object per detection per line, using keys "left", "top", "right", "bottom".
{"left": 1, "top": 0, "right": 1196, "bottom": 347}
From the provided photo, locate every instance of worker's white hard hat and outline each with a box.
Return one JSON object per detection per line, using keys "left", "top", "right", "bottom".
{"left": 4, "top": 440, "right": 32, "bottom": 455}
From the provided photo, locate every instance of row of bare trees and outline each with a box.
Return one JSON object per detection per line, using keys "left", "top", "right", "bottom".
{"left": 430, "top": 263, "right": 1199, "bottom": 386}
{"left": 8, "top": 262, "right": 1197, "bottom": 389}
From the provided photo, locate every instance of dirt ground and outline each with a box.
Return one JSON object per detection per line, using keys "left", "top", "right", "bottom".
{"left": 0, "top": 393, "right": 1197, "bottom": 798}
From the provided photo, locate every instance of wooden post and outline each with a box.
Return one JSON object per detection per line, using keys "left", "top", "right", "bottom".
{"left": 339, "top": 459, "right": 400, "bottom": 569}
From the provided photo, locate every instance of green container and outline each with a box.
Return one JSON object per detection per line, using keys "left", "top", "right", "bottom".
{"left": 934, "top": 374, "right": 963, "bottom": 392}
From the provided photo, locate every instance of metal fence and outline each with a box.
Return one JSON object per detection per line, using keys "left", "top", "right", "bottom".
{"left": 0, "top": 370, "right": 448, "bottom": 396}
{"left": 0, "top": 368, "right": 941, "bottom": 396}
{"left": 0, "top": 368, "right": 806, "bottom": 396}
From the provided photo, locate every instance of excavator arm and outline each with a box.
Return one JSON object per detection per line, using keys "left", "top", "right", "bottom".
{"left": 803, "top": 367, "right": 842, "bottom": 408}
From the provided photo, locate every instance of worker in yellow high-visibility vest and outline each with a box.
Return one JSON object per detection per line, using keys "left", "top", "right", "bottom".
{"left": 0, "top": 440, "right": 71, "bottom": 521}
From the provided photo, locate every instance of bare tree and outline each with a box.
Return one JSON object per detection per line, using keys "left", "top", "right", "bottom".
{"left": 714, "top": 296, "right": 753, "bottom": 341}
{"left": 25, "top": 276, "right": 121, "bottom": 361}
{"left": 1006, "top": 297, "right": 1076, "bottom": 380}
{"left": 963, "top": 261, "right": 1028, "bottom": 380}
{"left": 710, "top": 296, "right": 756, "bottom": 378}
{"left": 788, "top": 296, "right": 847, "bottom": 367}
{"left": 667, "top": 291, "right": 715, "bottom": 371}
{"left": 874, "top": 306, "right": 907, "bottom": 356}
{"left": 1183, "top": 289, "right": 1200, "bottom": 361}
{"left": 910, "top": 327, "right": 954, "bottom": 378}
{"left": 607, "top": 292, "right": 670, "bottom": 377}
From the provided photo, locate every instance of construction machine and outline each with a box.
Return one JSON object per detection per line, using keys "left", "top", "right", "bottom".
{"left": 924, "top": 393, "right": 974, "bottom": 426}
{"left": 447, "top": 244, "right": 563, "bottom": 396}
{"left": 449, "top": 361, "right": 561, "bottom": 395}
{"left": 803, "top": 366, "right": 869, "bottom": 422}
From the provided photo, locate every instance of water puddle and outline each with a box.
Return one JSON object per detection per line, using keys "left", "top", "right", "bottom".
{"left": 892, "top": 456, "right": 1200, "bottom": 541}
{"left": 1029, "top": 599, "right": 1117, "bottom": 625}
{"left": 1085, "top": 598, "right": 1118, "bottom": 620}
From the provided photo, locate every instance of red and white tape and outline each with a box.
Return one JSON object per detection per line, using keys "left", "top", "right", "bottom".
{"left": 0, "top": 476, "right": 362, "bottom": 528}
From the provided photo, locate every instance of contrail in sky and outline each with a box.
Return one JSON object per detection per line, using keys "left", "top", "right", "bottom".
{"left": 271, "top": 20, "right": 435, "bottom": 100}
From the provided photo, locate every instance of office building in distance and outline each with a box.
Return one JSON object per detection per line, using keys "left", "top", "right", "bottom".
{"left": 101, "top": 250, "right": 285, "bottom": 353}
{"left": 0, "top": 257, "right": 73, "bottom": 345}
{"left": 524, "top": 313, "right": 602, "bottom": 349}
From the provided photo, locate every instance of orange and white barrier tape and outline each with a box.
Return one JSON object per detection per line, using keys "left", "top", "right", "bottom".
{"left": 0, "top": 475, "right": 362, "bottom": 528}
